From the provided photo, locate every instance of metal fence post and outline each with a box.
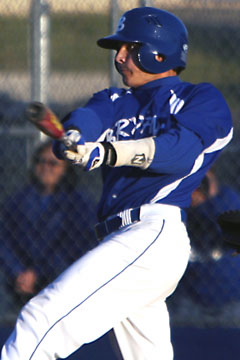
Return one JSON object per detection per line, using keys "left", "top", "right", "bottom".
{"left": 30, "top": 0, "right": 50, "bottom": 105}
{"left": 109, "top": 0, "right": 119, "bottom": 87}
{"left": 139, "top": 0, "right": 154, "bottom": 6}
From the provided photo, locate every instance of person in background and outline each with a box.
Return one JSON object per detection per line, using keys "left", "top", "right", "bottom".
{"left": 168, "top": 168, "right": 240, "bottom": 327}
{"left": 191, "top": 167, "right": 240, "bottom": 216}
{"left": 0, "top": 140, "right": 97, "bottom": 308}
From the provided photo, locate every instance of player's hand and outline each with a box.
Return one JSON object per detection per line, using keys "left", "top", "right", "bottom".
{"left": 53, "top": 129, "right": 84, "bottom": 160}
{"left": 64, "top": 142, "right": 106, "bottom": 171}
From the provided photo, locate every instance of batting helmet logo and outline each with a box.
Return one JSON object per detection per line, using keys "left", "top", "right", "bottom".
{"left": 97, "top": 7, "right": 188, "bottom": 74}
{"left": 116, "top": 16, "right": 126, "bottom": 32}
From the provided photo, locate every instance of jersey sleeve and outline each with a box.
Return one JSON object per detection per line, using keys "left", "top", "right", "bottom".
{"left": 61, "top": 89, "right": 115, "bottom": 142}
{"left": 149, "top": 123, "right": 203, "bottom": 174}
{"left": 148, "top": 82, "right": 232, "bottom": 175}
{"left": 174, "top": 83, "right": 233, "bottom": 147}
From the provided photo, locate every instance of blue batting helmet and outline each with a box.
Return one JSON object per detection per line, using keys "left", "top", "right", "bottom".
{"left": 97, "top": 7, "right": 188, "bottom": 74}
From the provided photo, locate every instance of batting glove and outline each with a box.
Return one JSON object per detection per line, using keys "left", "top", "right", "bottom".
{"left": 64, "top": 142, "right": 114, "bottom": 171}
{"left": 64, "top": 137, "right": 155, "bottom": 171}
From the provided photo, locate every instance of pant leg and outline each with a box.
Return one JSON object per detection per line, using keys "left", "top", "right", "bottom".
{"left": 114, "top": 300, "right": 173, "bottom": 360}
{"left": 113, "top": 205, "right": 190, "bottom": 360}
{"left": 1, "top": 204, "right": 190, "bottom": 360}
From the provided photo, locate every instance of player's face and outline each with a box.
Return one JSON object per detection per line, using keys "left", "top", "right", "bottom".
{"left": 115, "top": 43, "right": 150, "bottom": 87}
{"left": 115, "top": 43, "right": 172, "bottom": 88}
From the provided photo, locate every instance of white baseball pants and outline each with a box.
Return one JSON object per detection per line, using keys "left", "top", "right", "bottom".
{"left": 1, "top": 203, "right": 190, "bottom": 360}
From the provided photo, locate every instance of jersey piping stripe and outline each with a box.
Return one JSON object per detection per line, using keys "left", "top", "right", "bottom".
{"left": 204, "top": 128, "right": 233, "bottom": 153}
{"left": 150, "top": 127, "right": 233, "bottom": 204}
{"left": 169, "top": 90, "right": 185, "bottom": 114}
{"left": 29, "top": 220, "right": 165, "bottom": 360}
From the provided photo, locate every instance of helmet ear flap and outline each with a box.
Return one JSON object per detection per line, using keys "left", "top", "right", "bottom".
{"left": 138, "top": 42, "right": 187, "bottom": 74}
{"left": 137, "top": 43, "right": 167, "bottom": 74}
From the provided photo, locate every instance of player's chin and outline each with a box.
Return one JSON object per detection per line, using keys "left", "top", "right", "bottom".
{"left": 123, "top": 76, "right": 141, "bottom": 88}
{"left": 117, "top": 67, "right": 132, "bottom": 86}
{"left": 122, "top": 75, "right": 130, "bottom": 87}
{"left": 121, "top": 73, "right": 135, "bottom": 87}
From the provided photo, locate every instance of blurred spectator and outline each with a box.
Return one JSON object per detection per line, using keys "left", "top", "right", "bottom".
{"left": 191, "top": 168, "right": 240, "bottom": 217}
{"left": 0, "top": 140, "right": 97, "bottom": 312}
{"left": 167, "top": 168, "right": 240, "bottom": 327}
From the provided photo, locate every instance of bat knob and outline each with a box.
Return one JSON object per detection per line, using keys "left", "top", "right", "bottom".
{"left": 26, "top": 102, "right": 45, "bottom": 123}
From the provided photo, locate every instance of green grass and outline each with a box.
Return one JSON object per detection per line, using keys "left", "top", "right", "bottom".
{"left": 50, "top": 13, "right": 109, "bottom": 72}
{"left": 0, "top": 14, "right": 110, "bottom": 71}
{"left": 0, "top": 16, "right": 28, "bottom": 70}
{"left": 0, "top": 13, "right": 239, "bottom": 110}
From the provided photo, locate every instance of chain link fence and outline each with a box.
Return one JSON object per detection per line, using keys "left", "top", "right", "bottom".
{"left": 0, "top": 0, "right": 240, "bottom": 329}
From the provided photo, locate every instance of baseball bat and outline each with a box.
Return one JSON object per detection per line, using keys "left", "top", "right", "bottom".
{"left": 25, "top": 101, "right": 79, "bottom": 148}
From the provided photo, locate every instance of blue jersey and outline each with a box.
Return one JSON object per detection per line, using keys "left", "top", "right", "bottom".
{"left": 60, "top": 76, "right": 233, "bottom": 220}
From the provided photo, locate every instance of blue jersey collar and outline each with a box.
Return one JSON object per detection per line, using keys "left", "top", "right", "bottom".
{"left": 133, "top": 76, "right": 181, "bottom": 91}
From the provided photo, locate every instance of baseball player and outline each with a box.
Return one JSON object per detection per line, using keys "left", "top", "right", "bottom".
{"left": 1, "top": 7, "right": 233, "bottom": 360}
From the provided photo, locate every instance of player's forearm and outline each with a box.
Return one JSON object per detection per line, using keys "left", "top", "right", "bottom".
{"left": 108, "top": 126, "right": 203, "bottom": 174}
{"left": 108, "top": 137, "right": 155, "bottom": 169}
{"left": 62, "top": 122, "right": 203, "bottom": 174}
{"left": 64, "top": 137, "right": 155, "bottom": 171}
